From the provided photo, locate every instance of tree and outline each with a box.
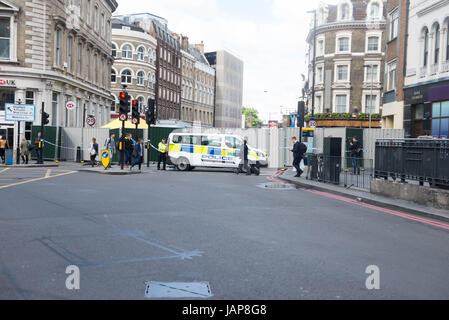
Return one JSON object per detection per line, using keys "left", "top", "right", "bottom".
{"left": 242, "top": 107, "right": 263, "bottom": 128}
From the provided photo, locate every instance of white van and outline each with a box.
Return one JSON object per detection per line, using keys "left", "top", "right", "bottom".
{"left": 167, "top": 133, "right": 268, "bottom": 172}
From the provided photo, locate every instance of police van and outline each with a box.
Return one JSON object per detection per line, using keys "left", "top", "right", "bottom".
{"left": 167, "top": 133, "right": 268, "bottom": 172}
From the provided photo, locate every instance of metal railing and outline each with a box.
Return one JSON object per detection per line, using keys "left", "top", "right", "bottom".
{"left": 305, "top": 154, "right": 374, "bottom": 190}
{"left": 375, "top": 139, "right": 449, "bottom": 188}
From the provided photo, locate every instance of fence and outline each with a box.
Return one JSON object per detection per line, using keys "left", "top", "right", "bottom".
{"left": 305, "top": 154, "right": 374, "bottom": 190}
{"left": 375, "top": 139, "right": 449, "bottom": 188}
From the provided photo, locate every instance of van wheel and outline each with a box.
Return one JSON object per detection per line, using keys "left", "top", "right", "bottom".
{"left": 177, "top": 157, "right": 190, "bottom": 171}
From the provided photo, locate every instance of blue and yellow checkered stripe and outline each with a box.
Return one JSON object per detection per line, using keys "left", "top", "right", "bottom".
{"left": 169, "top": 144, "right": 240, "bottom": 157}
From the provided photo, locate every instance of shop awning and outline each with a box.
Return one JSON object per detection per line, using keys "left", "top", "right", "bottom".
{"left": 101, "top": 118, "right": 148, "bottom": 129}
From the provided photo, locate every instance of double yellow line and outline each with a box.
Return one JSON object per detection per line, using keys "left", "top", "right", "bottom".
{"left": 0, "top": 170, "right": 76, "bottom": 190}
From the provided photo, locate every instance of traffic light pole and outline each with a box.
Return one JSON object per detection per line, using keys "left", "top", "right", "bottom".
{"left": 120, "top": 119, "right": 125, "bottom": 170}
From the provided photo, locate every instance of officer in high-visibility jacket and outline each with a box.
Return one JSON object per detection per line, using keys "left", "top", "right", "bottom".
{"left": 157, "top": 138, "right": 168, "bottom": 171}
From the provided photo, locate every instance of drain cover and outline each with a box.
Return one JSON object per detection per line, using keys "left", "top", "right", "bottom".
{"left": 145, "top": 281, "right": 213, "bottom": 299}
{"left": 258, "top": 182, "right": 296, "bottom": 190}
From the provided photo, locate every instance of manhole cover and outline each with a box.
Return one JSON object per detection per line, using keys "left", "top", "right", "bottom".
{"left": 145, "top": 282, "right": 213, "bottom": 299}
{"left": 257, "top": 182, "right": 296, "bottom": 190}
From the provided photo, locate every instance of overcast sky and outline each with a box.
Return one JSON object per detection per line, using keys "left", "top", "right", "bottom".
{"left": 116, "top": 0, "right": 338, "bottom": 122}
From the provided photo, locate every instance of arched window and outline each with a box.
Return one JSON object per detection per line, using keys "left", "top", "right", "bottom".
{"left": 121, "top": 69, "right": 132, "bottom": 84}
{"left": 370, "top": 3, "right": 380, "bottom": 19}
{"left": 122, "top": 44, "right": 132, "bottom": 59}
{"left": 111, "top": 69, "right": 116, "bottom": 82}
{"left": 423, "top": 28, "right": 429, "bottom": 67}
{"left": 137, "top": 71, "right": 144, "bottom": 85}
{"left": 137, "top": 96, "right": 144, "bottom": 110}
{"left": 340, "top": 3, "right": 350, "bottom": 20}
{"left": 112, "top": 43, "right": 116, "bottom": 58}
{"left": 137, "top": 46, "right": 145, "bottom": 61}
{"left": 434, "top": 24, "right": 440, "bottom": 64}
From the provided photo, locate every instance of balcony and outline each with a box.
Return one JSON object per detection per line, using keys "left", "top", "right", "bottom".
{"left": 441, "top": 60, "right": 449, "bottom": 73}
{"left": 419, "top": 67, "right": 427, "bottom": 78}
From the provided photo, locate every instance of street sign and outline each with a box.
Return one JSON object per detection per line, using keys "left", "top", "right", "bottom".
{"left": 132, "top": 118, "right": 139, "bottom": 124}
{"left": 5, "top": 103, "right": 35, "bottom": 122}
{"left": 308, "top": 120, "right": 317, "bottom": 128}
{"left": 66, "top": 101, "right": 76, "bottom": 110}
{"left": 119, "top": 114, "right": 127, "bottom": 121}
{"left": 101, "top": 150, "right": 111, "bottom": 169}
{"left": 86, "top": 115, "right": 96, "bottom": 127}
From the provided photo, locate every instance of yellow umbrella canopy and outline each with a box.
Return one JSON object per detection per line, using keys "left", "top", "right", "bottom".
{"left": 101, "top": 118, "right": 148, "bottom": 129}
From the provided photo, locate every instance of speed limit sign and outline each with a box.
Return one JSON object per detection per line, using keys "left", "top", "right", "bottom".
{"left": 86, "top": 115, "right": 96, "bottom": 127}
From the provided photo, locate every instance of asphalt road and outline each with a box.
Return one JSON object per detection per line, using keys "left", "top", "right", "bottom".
{"left": 0, "top": 167, "right": 448, "bottom": 300}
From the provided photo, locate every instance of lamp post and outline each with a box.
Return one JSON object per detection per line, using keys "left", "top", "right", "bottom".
{"left": 364, "top": 64, "right": 375, "bottom": 129}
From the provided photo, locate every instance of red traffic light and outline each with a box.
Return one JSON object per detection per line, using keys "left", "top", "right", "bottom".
{"left": 120, "top": 92, "right": 126, "bottom": 99}
{"left": 132, "top": 100, "right": 137, "bottom": 107}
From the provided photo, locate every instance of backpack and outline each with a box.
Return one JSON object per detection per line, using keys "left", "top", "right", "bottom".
{"left": 299, "top": 143, "right": 307, "bottom": 154}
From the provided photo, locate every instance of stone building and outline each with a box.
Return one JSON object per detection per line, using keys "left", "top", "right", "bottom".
{"left": 306, "top": 0, "right": 386, "bottom": 116}
{"left": 402, "top": 0, "right": 449, "bottom": 138}
{"left": 205, "top": 50, "right": 243, "bottom": 128}
{"left": 110, "top": 19, "right": 157, "bottom": 118}
{"left": 180, "top": 38, "right": 195, "bottom": 124}
{"left": 0, "top": 0, "right": 117, "bottom": 156}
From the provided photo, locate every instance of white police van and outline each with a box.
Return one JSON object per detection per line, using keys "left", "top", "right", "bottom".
{"left": 167, "top": 133, "right": 268, "bottom": 172}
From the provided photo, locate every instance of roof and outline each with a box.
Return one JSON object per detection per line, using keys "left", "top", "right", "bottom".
{"left": 188, "top": 45, "right": 209, "bottom": 65}
{"left": 111, "top": 18, "right": 144, "bottom": 33}
{"left": 153, "top": 19, "right": 180, "bottom": 50}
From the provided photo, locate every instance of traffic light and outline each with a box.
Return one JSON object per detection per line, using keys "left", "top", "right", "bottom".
{"left": 119, "top": 91, "right": 130, "bottom": 118}
{"left": 146, "top": 98, "right": 156, "bottom": 125}
{"left": 42, "top": 111, "right": 50, "bottom": 126}
{"left": 131, "top": 100, "right": 140, "bottom": 124}
{"left": 297, "top": 101, "right": 305, "bottom": 128}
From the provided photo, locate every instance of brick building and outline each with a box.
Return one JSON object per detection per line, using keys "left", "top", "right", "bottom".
{"left": 0, "top": 0, "right": 117, "bottom": 159}
{"left": 306, "top": 0, "right": 386, "bottom": 116}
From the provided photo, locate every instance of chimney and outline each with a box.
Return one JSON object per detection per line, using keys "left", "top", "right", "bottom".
{"left": 195, "top": 41, "right": 204, "bottom": 54}
{"left": 181, "top": 36, "right": 189, "bottom": 51}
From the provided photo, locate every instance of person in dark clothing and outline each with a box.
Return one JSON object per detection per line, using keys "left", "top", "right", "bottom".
{"left": 349, "top": 136, "right": 362, "bottom": 175}
{"left": 90, "top": 138, "right": 99, "bottom": 167}
{"left": 124, "top": 133, "right": 135, "bottom": 167}
{"left": 34, "top": 132, "right": 44, "bottom": 164}
{"left": 157, "top": 138, "right": 168, "bottom": 171}
{"left": 291, "top": 136, "right": 306, "bottom": 178}
{"left": 240, "top": 140, "right": 251, "bottom": 176}
{"left": 131, "top": 138, "right": 144, "bottom": 171}
{"left": 0, "top": 135, "right": 10, "bottom": 164}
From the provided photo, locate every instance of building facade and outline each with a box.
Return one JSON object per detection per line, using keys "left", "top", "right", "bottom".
{"left": 382, "top": 0, "right": 408, "bottom": 129}
{"left": 205, "top": 50, "right": 243, "bottom": 128}
{"left": 403, "top": 0, "right": 449, "bottom": 138}
{"left": 306, "top": 0, "right": 386, "bottom": 116}
{"left": 0, "top": 0, "right": 117, "bottom": 156}
{"left": 180, "top": 37, "right": 195, "bottom": 125}
{"left": 110, "top": 19, "right": 157, "bottom": 118}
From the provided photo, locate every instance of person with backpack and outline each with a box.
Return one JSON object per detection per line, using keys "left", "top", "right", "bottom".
{"left": 131, "top": 138, "right": 144, "bottom": 171}
{"left": 291, "top": 136, "right": 307, "bottom": 178}
{"left": 104, "top": 133, "right": 116, "bottom": 168}
{"left": 349, "top": 136, "right": 362, "bottom": 175}
{"left": 89, "top": 138, "right": 99, "bottom": 167}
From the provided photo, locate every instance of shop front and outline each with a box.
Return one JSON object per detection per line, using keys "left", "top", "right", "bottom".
{"left": 404, "top": 80, "right": 449, "bottom": 138}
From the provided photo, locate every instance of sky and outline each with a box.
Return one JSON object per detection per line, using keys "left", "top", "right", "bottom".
{"left": 115, "top": 0, "right": 339, "bottom": 122}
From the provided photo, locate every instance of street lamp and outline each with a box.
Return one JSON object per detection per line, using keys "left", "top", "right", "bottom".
{"left": 363, "top": 64, "right": 376, "bottom": 129}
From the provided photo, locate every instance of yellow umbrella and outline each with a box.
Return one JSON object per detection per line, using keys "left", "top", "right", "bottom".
{"left": 101, "top": 118, "right": 148, "bottom": 129}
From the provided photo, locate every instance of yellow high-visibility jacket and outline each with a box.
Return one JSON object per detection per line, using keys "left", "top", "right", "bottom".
{"left": 158, "top": 142, "right": 167, "bottom": 153}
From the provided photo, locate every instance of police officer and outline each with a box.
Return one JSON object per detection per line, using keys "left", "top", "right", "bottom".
{"left": 34, "top": 132, "right": 44, "bottom": 164}
{"left": 157, "top": 138, "right": 168, "bottom": 171}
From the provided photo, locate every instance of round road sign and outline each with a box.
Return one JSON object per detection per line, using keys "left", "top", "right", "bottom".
{"left": 132, "top": 118, "right": 139, "bottom": 124}
{"left": 86, "top": 115, "right": 96, "bottom": 127}
{"left": 119, "top": 114, "right": 127, "bottom": 121}
{"left": 308, "top": 120, "right": 317, "bottom": 128}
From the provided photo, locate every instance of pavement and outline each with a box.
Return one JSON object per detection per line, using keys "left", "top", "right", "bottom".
{"left": 276, "top": 168, "right": 449, "bottom": 223}
{"left": 0, "top": 166, "right": 448, "bottom": 300}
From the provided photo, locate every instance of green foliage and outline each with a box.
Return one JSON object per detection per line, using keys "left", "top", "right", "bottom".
{"left": 242, "top": 107, "right": 263, "bottom": 127}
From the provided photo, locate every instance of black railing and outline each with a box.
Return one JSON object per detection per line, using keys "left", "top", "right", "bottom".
{"left": 305, "top": 154, "right": 374, "bottom": 190}
{"left": 374, "top": 139, "right": 449, "bottom": 188}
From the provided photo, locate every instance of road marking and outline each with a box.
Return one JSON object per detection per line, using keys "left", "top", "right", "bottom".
{"left": 45, "top": 169, "right": 52, "bottom": 178}
{"left": 268, "top": 175, "right": 449, "bottom": 231}
{"left": 0, "top": 168, "right": 10, "bottom": 174}
{"left": 0, "top": 171, "right": 77, "bottom": 190}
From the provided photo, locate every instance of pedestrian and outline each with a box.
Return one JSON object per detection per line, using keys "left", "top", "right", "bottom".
{"left": 239, "top": 140, "right": 251, "bottom": 176}
{"left": 157, "top": 138, "right": 168, "bottom": 171}
{"left": 124, "top": 133, "right": 135, "bottom": 167}
{"left": 34, "top": 132, "right": 44, "bottom": 164}
{"left": 131, "top": 138, "right": 144, "bottom": 171}
{"left": 89, "top": 138, "right": 99, "bottom": 167}
{"left": 20, "top": 136, "right": 31, "bottom": 165}
{"left": 349, "top": 136, "right": 362, "bottom": 175}
{"left": 291, "top": 137, "right": 307, "bottom": 178}
{"left": 0, "top": 135, "right": 10, "bottom": 164}
{"left": 105, "top": 133, "right": 116, "bottom": 168}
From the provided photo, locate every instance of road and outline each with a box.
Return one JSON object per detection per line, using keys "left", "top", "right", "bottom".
{"left": 0, "top": 166, "right": 448, "bottom": 300}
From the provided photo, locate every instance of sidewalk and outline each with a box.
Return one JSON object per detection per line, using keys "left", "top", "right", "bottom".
{"left": 0, "top": 163, "right": 59, "bottom": 168}
{"left": 276, "top": 168, "right": 449, "bottom": 223}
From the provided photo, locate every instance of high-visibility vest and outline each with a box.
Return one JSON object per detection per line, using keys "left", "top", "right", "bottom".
{"left": 158, "top": 142, "right": 167, "bottom": 153}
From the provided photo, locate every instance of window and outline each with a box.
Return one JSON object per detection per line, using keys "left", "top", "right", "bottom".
{"left": 367, "top": 36, "right": 379, "bottom": 52}
{"left": 77, "top": 43, "right": 82, "bottom": 74}
{"left": 78, "top": 0, "right": 83, "bottom": 17}
{"left": 447, "top": 21, "right": 449, "bottom": 61}
{"left": 369, "top": 3, "right": 380, "bottom": 20}
{"left": 101, "top": 13, "right": 105, "bottom": 37}
{"left": 137, "top": 47, "right": 145, "bottom": 60}
{"left": 94, "top": 5, "right": 98, "bottom": 32}
{"left": 0, "top": 17, "right": 11, "bottom": 60}
{"left": 338, "top": 37, "right": 350, "bottom": 52}
{"left": 386, "top": 60, "right": 397, "bottom": 91}
{"left": 67, "top": 36, "right": 73, "bottom": 72}
{"left": 111, "top": 43, "right": 116, "bottom": 58}
{"left": 93, "top": 54, "right": 97, "bottom": 83}
{"left": 431, "top": 101, "right": 449, "bottom": 138}
{"left": 52, "top": 92, "right": 59, "bottom": 126}
{"left": 389, "top": 10, "right": 399, "bottom": 41}
{"left": 365, "top": 95, "right": 377, "bottom": 114}
{"left": 137, "top": 71, "right": 144, "bottom": 85}
{"left": 337, "top": 65, "right": 349, "bottom": 81}
{"left": 335, "top": 95, "right": 347, "bottom": 113}
{"left": 434, "top": 24, "right": 440, "bottom": 64}
{"left": 317, "top": 39, "right": 324, "bottom": 56}
{"left": 201, "top": 136, "right": 221, "bottom": 147}
{"left": 121, "top": 69, "right": 132, "bottom": 84}
{"left": 86, "top": 49, "right": 90, "bottom": 80}
{"left": 122, "top": 44, "right": 132, "bottom": 59}
{"left": 316, "top": 95, "right": 323, "bottom": 112}
{"left": 55, "top": 28, "right": 62, "bottom": 66}
{"left": 87, "top": 0, "right": 91, "bottom": 25}
{"left": 317, "top": 66, "right": 323, "bottom": 83}
{"left": 340, "top": 3, "right": 350, "bottom": 21}
{"left": 25, "top": 91, "right": 34, "bottom": 105}
{"left": 365, "top": 65, "right": 378, "bottom": 82}
{"left": 423, "top": 28, "right": 429, "bottom": 67}
{"left": 111, "top": 69, "right": 116, "bottom": 82}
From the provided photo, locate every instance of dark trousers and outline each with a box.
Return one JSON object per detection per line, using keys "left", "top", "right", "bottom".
{"left": 293, "top": 156, "right": 303, "bottom": 176}
{"left": 21, "top": 155, "right": 29, "bottom": 164}
{"left": 36, "top": 149, "right": 43, "bottom": 164}
{"left": 352, "top": 157, "right": 360, "bottom": 175}
{"left": 124, "top": 150, "right": 130, "bottom": 165}
{"left": 90, "top": 155, "right": 97, "bottom": 167}
{"left": 0, "top": 148, "right": 5, "bottom": 163}
{"left": 158, "top": 153, "right": 166, "bottom": 170}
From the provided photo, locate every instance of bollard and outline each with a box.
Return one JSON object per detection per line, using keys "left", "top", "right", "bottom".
{"left": 76, "top": 147, "right": 82, "bottom": 163}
